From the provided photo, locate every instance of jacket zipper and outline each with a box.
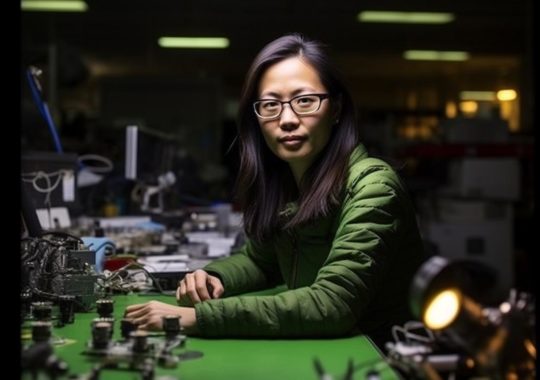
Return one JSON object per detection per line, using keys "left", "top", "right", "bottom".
{"left": 290, "top": 230, "right": 299, "bottom": 288}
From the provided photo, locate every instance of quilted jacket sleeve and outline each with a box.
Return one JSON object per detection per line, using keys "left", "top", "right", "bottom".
{"left": 194, "top": 160, "right": 416, "bottom": 337}
{"left": 203, "top": 237, "right": 282, "bottom": 296}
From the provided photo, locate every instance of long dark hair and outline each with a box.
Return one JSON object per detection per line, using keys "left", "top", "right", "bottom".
{"left": 236, "top": 34, "right": 360, "bottom": 241}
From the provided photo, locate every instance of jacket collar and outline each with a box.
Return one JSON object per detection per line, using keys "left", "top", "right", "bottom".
{"left": 348, "top": 143, "right": 369, "bottom": 169}
{"left": 279, "top": 144, "right": 368, "bottom": 219}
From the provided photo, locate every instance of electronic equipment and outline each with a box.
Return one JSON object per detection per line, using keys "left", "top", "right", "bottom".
{"left": 21, "top": 233, "right": 101, "bottom": 312}
{"left": 385, "top": 256, "right": 536, "bottom": 380}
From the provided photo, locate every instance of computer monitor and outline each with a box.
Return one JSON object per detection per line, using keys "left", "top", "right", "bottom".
{"left": 124, "top": 125, "right": 177, "bottom": 183}
{"left": 125, "top": 125, "right": 138, "bottom": 180}
{"left": 123, "top": 125, "right": 183, "bottom": 213}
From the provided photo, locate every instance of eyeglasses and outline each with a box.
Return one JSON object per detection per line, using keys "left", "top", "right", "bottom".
{"left": 253, "top": 93, "right": 330, "bottom": 119}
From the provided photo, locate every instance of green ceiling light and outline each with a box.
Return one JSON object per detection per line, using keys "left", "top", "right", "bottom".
{"left": 358, "top": 11, "right": 454, "bottom": 24}
{"left": 158, "top": 37, "right": 230, "bottom": 49}
{"left": 21, "top": 0, "right": 88, "bottom": 12}
{"left": 403, "top": 50, "right": 470, "bottom": 61}
{"left": 459, "top": 91, "right": 496, "bottom": 101}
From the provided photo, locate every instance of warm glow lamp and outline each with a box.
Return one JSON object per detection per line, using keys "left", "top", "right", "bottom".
{"left": 410, "top": 256, "right": 535, "bottom": 379}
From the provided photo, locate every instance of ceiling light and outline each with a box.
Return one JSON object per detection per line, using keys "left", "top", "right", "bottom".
{"left": 358, "top": 11, "right": 454, "bottom": 24}
{"left": 459, "top": 91, "right": 496, "bottom": 101}
{"left": 496, "top": 89, "right": 517, "bottom": 101}
{"left": 404, "top": 50, "right": 470, "bottom": 61}
{"left": 459, "top": 101, "right": 478, "bottom": 114}
{"left": 158, "top": 37, "right": 230, "bottom": 49}
{"left": 445, "top": 101, "right": 457, "bottom": 118}
{"left": 21, "top": 0, "right": 88, "bottom": 12}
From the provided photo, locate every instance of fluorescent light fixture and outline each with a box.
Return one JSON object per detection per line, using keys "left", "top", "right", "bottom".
{"left": 21, "top": 0, "right": 88, "bottom": 12}
{"left": 496, "top": 89, "right": 517, "bottom": 101}
{"left": 158, "top": 37, "right": 229, "bottom": 49}
{"left": 459, "top": 91, "right": 496, "bottom": 101}
{"left": 459, "top": 101, "right": 478, "bottom": 114}
{"left": 404, "top": 50, "right": 470, "bottom": 61}
{"left": 358, "top": 11, "right": 454, "bottom": 24}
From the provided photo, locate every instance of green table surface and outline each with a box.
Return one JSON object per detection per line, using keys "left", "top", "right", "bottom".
{"left": 24, "top": 293, "right": 401, "bottom": 380}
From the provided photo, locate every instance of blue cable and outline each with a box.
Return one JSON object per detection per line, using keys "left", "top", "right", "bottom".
{"left": 25, "top": 67, "right": 64, "bottom": 154}
{"left": 41, "top": 102, "right": 64, "bottom": 154}
{"left": 25, "top": 70, "right": 47, "bottom": 120}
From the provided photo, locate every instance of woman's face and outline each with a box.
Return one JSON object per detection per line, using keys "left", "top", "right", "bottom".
{"left": 256, "top": 56, "right": 335, "bottom": 182}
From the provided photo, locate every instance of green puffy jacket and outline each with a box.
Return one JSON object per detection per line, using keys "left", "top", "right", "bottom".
{"left": 195, "top": 144, "right": 426, "bottom": 340}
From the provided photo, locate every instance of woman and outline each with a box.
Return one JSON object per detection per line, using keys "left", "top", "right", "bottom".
{"left": 125, "top": 34, "right": 426, "bottom": 347}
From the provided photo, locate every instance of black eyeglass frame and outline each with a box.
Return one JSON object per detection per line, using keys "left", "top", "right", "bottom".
{"left": 253, "top": 93, "right": 330, "bottom": 119}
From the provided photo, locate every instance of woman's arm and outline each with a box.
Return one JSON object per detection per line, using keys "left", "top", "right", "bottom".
{"left": 125, "top": 300, "right": 199, "bottom": 333}
{"left": 176, "top": 237, "right": 282, "bottom": 306}
{"left": 194, "top": 165, "right": 419, "bottom": 337}
{"left": 202, "top": 237, "right": 282, "bottom": 296}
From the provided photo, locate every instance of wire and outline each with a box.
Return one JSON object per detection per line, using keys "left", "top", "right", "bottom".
{"left": 22, "top": 170, "right": 66, "bottom": 207}
{"left": 26, "top": 66, "right": 63, "bottom": 154}
{"left": 392, "top": 320, "right": 435, "bottom": 345}
{"left": 102, "top": 261, "right": 166, "bottom": 294}
{"left": 77, "top": 154, "right": 114, "bottom": 173}
{"left": 87, "top": 241, "right": 116, "bottom": 254}
{"left": 39, "top": 231, "right": 84, "bottom": 243}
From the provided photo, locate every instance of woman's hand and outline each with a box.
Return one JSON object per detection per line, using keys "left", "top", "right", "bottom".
{"left": 176, "top": 269, "right": 224, "bottom": 306}
{"left": 124, "top": 300, "right": 198, "bottom": 334}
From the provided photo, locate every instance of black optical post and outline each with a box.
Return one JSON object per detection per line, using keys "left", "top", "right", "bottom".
{"left": 21, "top": 178, "right": 43, "bottom": 238}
